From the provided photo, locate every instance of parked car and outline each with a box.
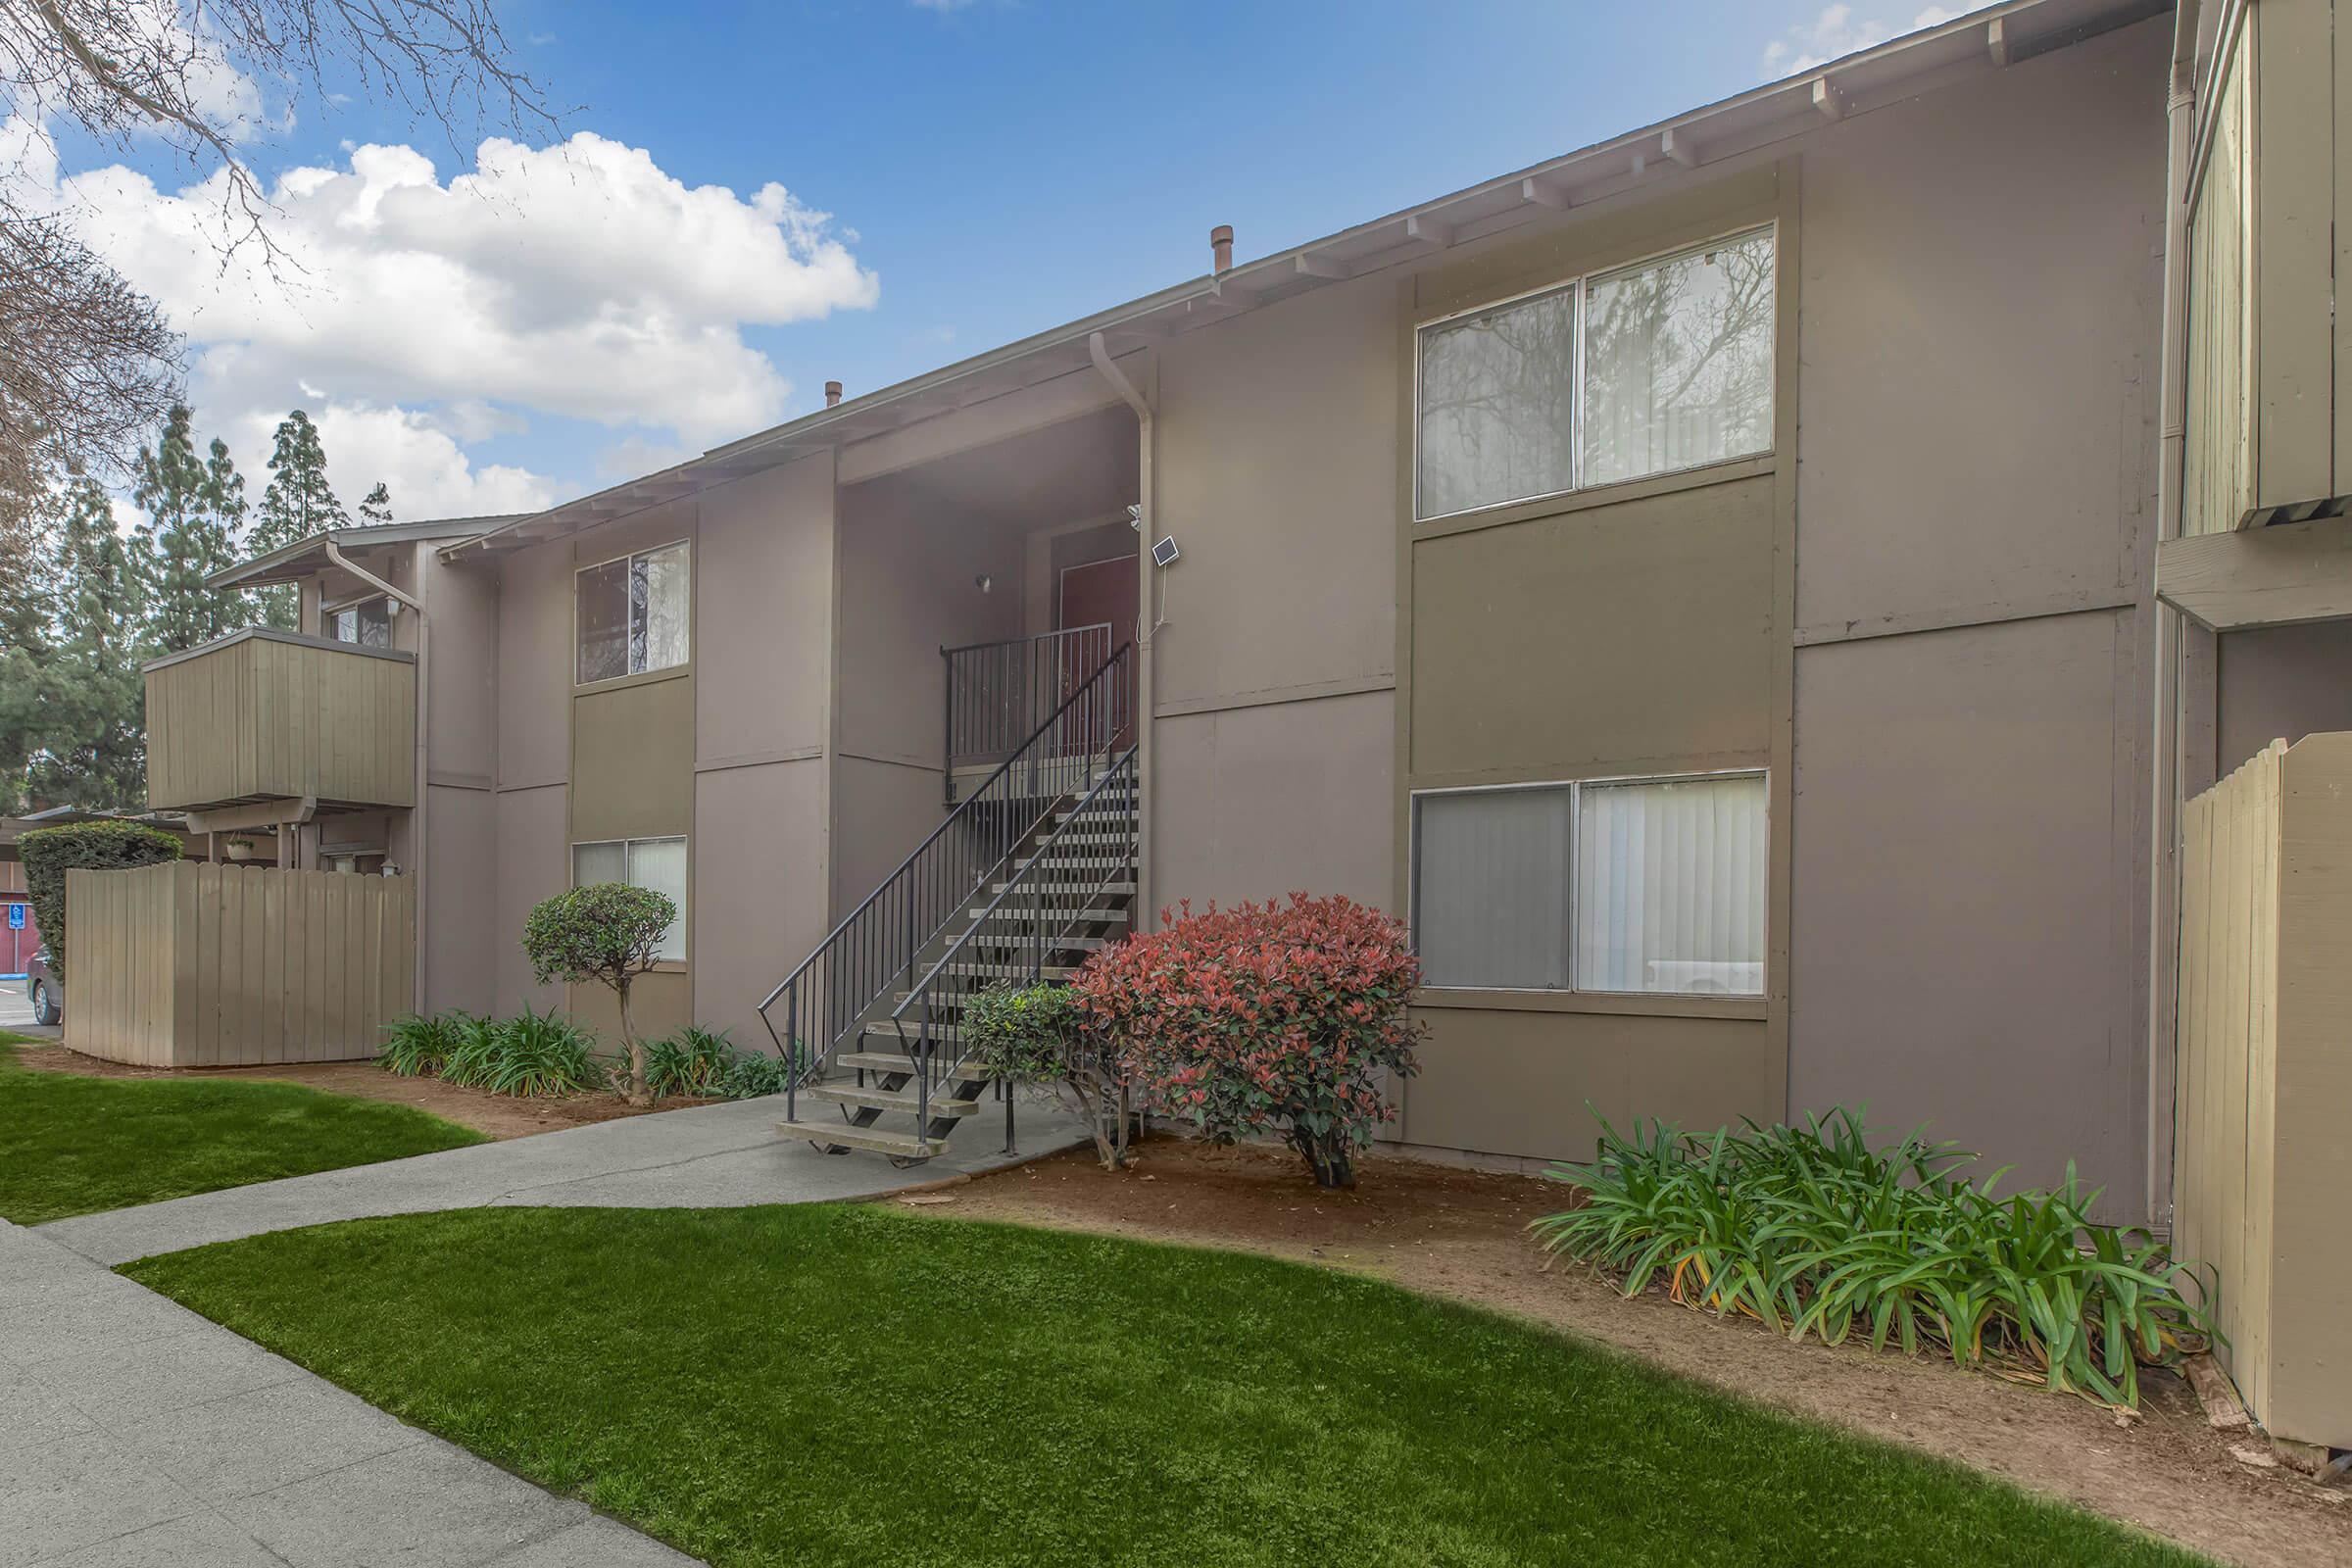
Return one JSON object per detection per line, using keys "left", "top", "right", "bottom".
{"left": 24, "top": 947, "right": 59, "bottom": 1026}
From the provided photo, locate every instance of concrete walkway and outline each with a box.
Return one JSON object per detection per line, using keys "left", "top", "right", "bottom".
{"left": 39, "top": 1091, "right": 1087, "bottom": 1266}
{"left": 0, "top": 1219, "right": 702, "bottom": 1567}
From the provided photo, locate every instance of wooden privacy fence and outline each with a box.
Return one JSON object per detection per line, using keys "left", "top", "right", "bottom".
{"left": 65, "top": 861, "right": 415, "bottom": 1068}
{"left": 2175, "top": 731, "right": 2352, "bottom": 1450}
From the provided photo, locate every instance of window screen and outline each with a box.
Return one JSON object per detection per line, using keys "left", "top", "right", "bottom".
{"left": 1412, "top": 786, "right": 1573, "bottom": 990}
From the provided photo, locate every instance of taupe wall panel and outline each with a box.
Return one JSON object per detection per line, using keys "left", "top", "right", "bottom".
{"left": 1154, "top": 274, "right": 1397, "bottom": 710}
{"left": 1152, "top": 692, "right": 1393, "bottom": 912}
{"left": 1405, "top": 1006, "right": 1771, "bottom": 1162}
{"left": 494, "top": 541, "right": 573, "bottom": 790}
{"left": 699, "top": 458, "right": 833, "bottom": 767}
{"left": 829, "top": 756, "right": 948, "bottom": 924}
{"left": 1410, "top": 475, "right": 1775, "bottom": 781}
{"left": 1789, "top": 610, "right": 2141, "bottom": 1202}
{"left": 2217, "top": 620, "right": 2352, "bottom": 777}
{"left": 423, "top": 783, "right": 495, "bottom": 1015}
{"left": 493, "top": 783, "right": 566, "bottom": 1015}
{"left": 694, "top": 759, "right": 828, "bottom": 1045}
{"left": 571, "top": 675, "right": 696, "bottom": 845}
{"left": 1793, "top": 19, "right": 2166, "bottom": 637}
{"left": 422, "top": 547, "right": 500, "bottom": 784}
{"left": 570, "top": 969, "right": 692, "bottom": 1054}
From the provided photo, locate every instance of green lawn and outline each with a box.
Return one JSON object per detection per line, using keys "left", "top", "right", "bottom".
{"left": 127, "top": 1204, "right": 2206, "bottom": 1568}
{"left": 0, "top": 1032, "right": 485, "bottom": 1224}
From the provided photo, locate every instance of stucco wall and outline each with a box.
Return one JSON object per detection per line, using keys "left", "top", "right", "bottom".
{"left": 2216, "top": 619, "right": 2352, "bottom": 776}
{"left": 1788, "top": 17, "right": 2166, "bottom": 1207}
{"left": 492, "top": 782, "right": 565, "bottom": 1014}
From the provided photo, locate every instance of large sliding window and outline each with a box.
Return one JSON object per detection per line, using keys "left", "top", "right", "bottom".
{"left": 1412, "top": 772, "right": 1766, "bottom": 997}
{"left": 1414, "top": 226, "right": 1776, "bottom": 521}
{"left": 572, "top": 836, "right": 688, "bottom": 962}
{"left": 576, "top": 541, "right": 690, "bottom": 685}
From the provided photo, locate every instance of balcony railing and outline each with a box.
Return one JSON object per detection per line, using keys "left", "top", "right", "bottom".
{"left": 144, "top": 628, "right": 416, "bottom": 812}
{"left": 942, "top": 623, "right": 1130, "bottom": 800}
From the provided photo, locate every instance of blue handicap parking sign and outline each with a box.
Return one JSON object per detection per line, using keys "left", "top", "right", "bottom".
{"left": 7, "top": 903, "right": 24, "bottom": 929}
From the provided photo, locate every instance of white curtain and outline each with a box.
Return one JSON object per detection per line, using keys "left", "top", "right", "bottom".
{"left": 632, "top": 543, "right": 691, "bottom": 674}
{"left": 1574, "top": 775, "right": 1765, "bottom": 996}
{"left": 1582, "top": 228, "right": 1775, "bottom": 487}
{"left": 1416, "top": 285, "right": 1579, "bottom": 517}
{"left": 628, "top": 837, "right": 688, "bottom": 962}
{"left": 1414, "top": 787, "right": 1573, "bottom": 989}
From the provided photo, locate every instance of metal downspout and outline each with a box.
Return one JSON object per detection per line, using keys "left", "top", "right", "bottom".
{"left": 2146, "top": 0, "right": 2203, "bottom": 1230}
{"left": 1089, "top": 330, "right": 1156, "bottom": 931}
{"left": 322, "top": 538, "right": 431, "bottom": 1013}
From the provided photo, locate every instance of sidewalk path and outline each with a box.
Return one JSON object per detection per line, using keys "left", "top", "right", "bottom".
{"left": 39, "top": 1092, "right": 1086, "bottom": 1267}
{"left": 0, "top": 1219, "right": 703, "bottom": 1567}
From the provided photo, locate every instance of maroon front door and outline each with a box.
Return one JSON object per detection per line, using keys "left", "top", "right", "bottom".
{"left": 1058, "top": 555, "right": 1139, "bottom": 752}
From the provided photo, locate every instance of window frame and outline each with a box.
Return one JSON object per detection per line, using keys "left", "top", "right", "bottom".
{"left": 572, "top": 538, "right": 692, "bottom": 689}
{"left": 1407, "top": 766, "right": 1769, "bottom": 1000}
{"left": 1411, "top": 222, "right": 1779, "bottom": 525}
{"left": 569, "top": 833, "right": 690, "bottom": 965}
{"left": 324, "top": 594, "right": 393, "bottom": 648}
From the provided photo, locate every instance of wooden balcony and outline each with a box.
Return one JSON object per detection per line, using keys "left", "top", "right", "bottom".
{"left": 144, "top": 628, "right": 416, "bottom": 813}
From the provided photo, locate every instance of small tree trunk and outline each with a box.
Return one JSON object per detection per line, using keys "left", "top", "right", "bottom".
{"left": 615, "top": 977, "right": 649, "bottom": 1107}
{"left": 1291, "top": 1126, "right": 1355, "bottom": 1190}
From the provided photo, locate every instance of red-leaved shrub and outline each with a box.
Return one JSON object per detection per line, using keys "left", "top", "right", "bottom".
{"left": 1073, "top": 894, "right": 1422, "bottom": 1189}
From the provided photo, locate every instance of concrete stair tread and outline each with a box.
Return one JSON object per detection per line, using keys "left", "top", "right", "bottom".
{"left": 807, "top": 1083, "right": 981, "bottom": 1117}
{"left": 838, "top": 1049, "right": 998, "bottom": 1080}
{"left": 777, "top": 1119, "right": 946, "bottom": 1158}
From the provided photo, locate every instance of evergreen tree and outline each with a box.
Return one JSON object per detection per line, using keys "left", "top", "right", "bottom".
{"left": 133, "top": 406, "right": 249, "bottom": 653}
{"left": 0, "top": 480, "right": 54, "bottom": 813}
{"left": 25, "top": 477, "right": 148, "bottom": 808}
{"left": 359, "top": 481, "right": 394, "bottom": 525}
{"left": 252, "top": 411, "right": 346, "bottom": 628}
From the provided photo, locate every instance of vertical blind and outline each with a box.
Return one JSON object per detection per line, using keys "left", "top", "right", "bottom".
{"left": 1413, "top": 786, "right": 1573, "bottom": 990}
{"left": 1574, "top": 775, "right": 1765, "bottom": 996}
{"left": 1413, "top": 774, "right": 1766, "bottom": 996}
{"left": 571, "top": 836, "right": 688, "bottom": 963}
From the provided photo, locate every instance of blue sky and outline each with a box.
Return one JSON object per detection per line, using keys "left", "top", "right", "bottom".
{"left": 20, "top": 1, "right": 1957, "bottom": 522}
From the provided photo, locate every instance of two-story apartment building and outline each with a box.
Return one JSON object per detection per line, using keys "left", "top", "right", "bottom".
{"left": 147, "top": 0, "right": 2351, "bottom": 1225}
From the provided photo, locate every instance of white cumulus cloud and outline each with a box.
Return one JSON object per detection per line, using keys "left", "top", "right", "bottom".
{"left": 18, "top": 126, "right": 880, "bottom": 522}
{"left": 1761, "top": 4, "right": 1962, "bottom": 77}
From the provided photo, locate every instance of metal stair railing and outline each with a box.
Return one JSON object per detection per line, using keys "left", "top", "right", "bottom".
{"left": 942, "top": 623, "right": 1121, "bottom": 801}
{"left": 759, "top": 642, "right": 1133, "bottom": 1127}
{"left": 891, "top": 745, "right": 1140, "bottom": 1143}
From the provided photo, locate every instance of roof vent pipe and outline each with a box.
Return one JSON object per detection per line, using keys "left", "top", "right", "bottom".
{"left": 1210, "top": 224, "right": 1233, "bottom": 274}
{"left": 824, "top": 380, "right": 843, "bottom": 408}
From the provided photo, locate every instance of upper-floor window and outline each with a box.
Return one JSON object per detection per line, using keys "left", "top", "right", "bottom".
{"left": 327, "top": 596, "right": 392, "bottom": 648}
{"left": 576, "top": 541, "right": 689, "bottom": 685}
{"left": 1415, "top": 225, "right": 1776, "bottom": 521}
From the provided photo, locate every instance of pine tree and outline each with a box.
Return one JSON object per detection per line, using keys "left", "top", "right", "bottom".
{"left": 251, "top": 411, "right": 347, "bottom": 629}
{"left": 25, "top": 478, "right": 149, "bottom": 808}
{"left": 0, "top": 480, "right": 55, "bottom": 812}
{"left": 133, "top": 406, "right": 250, "bottom": 653}
{"left": 359, "top": 482, "right": 394, "bottom": 525}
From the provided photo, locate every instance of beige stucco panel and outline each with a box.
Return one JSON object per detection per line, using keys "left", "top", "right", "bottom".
{"left": 422, "top": 782, "right": 495, "bottom": 1016}
{"left": 693, "top": 758, "right": 828, "bottom": 1048}
{"left": 421, "top": 547, "right": 499, "bottom": 786}
{"left": 494, "top": 541, "right": 574, "bottom": 791}
{"left": 1153, "top": 274, "right": 1397, "bottom": 711}
{"left": 1410, "top": 475, "right": 1775, "bottom": 781}
{"left": 1402, "top": 1005, "right": 1772, "bottom": 1163}
{"left": 1790, "top": 608, "right": 2143, "bottom": 1206}
{"left": 1793, "top": 17, "right": 2165, "bottom": 637}
{"left": 492, "top": 782, "right": 566, "bottom": 1015}
{"left": 1152, "top": 691, "right": 1394, "bottom": 914}
{"left": 829, "top": 755, "right": 949, "bottom": 923}
{"left": 698, "top": 455, "right": 834, "bottom": 769}
{"left": 835, "top": 473, "right": 1026, "bottom": 767}
{"left": 2217, "top": 620, "right": 2352, "bottom": 778}
{"left": 571, "top": 675, "right": 695, "bottom": 845}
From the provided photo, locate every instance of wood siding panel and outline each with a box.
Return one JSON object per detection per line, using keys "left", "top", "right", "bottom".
{"left": 62, "top": 862, "right": 414, "bottom": 1066}
{"left": 2174, "top": 731, "right": 2352, "bottom": 1448}
{"left": 143, "top": 631, "right": 416, "bottom": 810}
{"left": 2183, "top": 16, "right": 2255, "bottom": 536}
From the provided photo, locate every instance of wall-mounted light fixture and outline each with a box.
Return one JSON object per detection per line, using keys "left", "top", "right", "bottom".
{"left": 974, "top": 573, "right": 994, "bottom": 594}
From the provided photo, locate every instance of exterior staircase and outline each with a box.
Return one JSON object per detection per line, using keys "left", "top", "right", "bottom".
{"left": 760, "top": 640, "right": 1138, "bottom": 1166}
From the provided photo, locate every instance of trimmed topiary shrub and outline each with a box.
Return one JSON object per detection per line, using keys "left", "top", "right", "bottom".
{"left": 522, "top": 883, "right": 673, "bottom": 1105}
{"left": 1073, "top": 894, "right": 1422, "bottom": 1189}
{"left": 19, "top": 820, "right": 182, "bottom": 979}
{"left": 965, "top": 981, "right": 1138, "bottom": 1169}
